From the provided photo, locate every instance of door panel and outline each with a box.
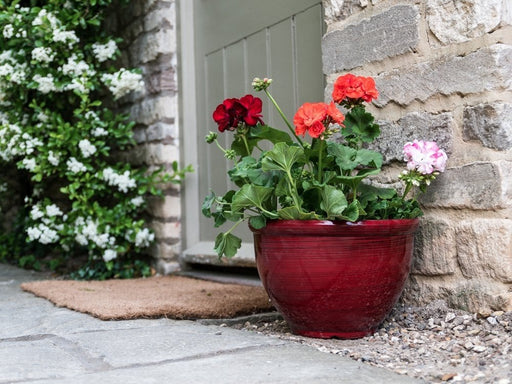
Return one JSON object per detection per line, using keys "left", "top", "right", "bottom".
{"left": 181, "top": 0, "right": 324, "bottom": 264}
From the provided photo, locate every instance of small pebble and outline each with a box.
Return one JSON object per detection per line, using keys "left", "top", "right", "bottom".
{"left": 230, "top": 301, "right": 512, "bottom": 383}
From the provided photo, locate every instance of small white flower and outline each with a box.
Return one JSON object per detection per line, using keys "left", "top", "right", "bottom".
{"left": 66, "top": 157, "right": 87, "bottom": 173}
{"left": 92, "top": 40, "right": 118, "bottom": 62}
{"left": 130, "top": 196, "right": 145, "bottom": 207}
{"left": 3, "top": 24, "right": 14, "bottom": 39}
{"left": 48, "top": 151, "right": 59, "bottom": 166}
{"left": 102, "top": 69, "right": 144, "bottom": 99}
{"left": 134, "top": 228, "right": 155, "bottom": 248}
{"left": 31, "top": 47, "right": 55, "bottom": 63}
{"left": 79, "top": 139, "right": 96, "bottom": 158}
{"left": 92, "top": 127, "right": 108, "bottom": 137}
{"left": 46, "top": 204, "right": 63, "bottom": 217}
{"left": 52, "top": 29, "right": 79, "bottom": 45}
{"left": 22, "top": 158, "right": 36, "bottom": 171}
{"left": 27, "top": 226, "right": 42, "bottom": 241}
{"left": 75, "top": 233, "right": 88, "bottom": 246}
{"left": 30, "top": 205, "right": 44, "bottom": 220}
{"left": 33, "top": 74, "right": 58, "bottom": 94}
{"left": 102, "top": 167, "right": 136, "bottom": 193}
{"left": 103, "top": 249, "right": 117, "bottom": 262}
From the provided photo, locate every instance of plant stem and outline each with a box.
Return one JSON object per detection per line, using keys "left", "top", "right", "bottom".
{"left": 317, "top": 139, "right": 325, "bottom": 182}
{"left": 402, "top": 181, "right": 413, "bottom": 199}
{"left": 264, "top": 89, "right": 305, "bottom": 147}
{"left": 241, "top": 134, "right": 251, "bottom": 156}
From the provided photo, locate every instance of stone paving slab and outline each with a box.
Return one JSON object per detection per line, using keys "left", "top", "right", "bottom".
{"left": 0, "top": 263, "right": 424, "bottom": 384}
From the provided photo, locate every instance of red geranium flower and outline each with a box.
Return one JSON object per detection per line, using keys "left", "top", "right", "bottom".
{"left": 239, "top": 94, "right": 264, "bottom": 126}
{"left": 332, "top": 73, "right": 378, "bottom": 104}
{"left": 212, "top": 95, "right": 264, "bottom": 132}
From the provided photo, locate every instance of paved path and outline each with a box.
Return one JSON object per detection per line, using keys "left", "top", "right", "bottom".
{"left": 0, "top": 263, "right": 424, "bottom": 383}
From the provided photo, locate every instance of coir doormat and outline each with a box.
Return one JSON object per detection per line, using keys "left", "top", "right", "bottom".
{"left": 20, "top": 275, "right": 273, "bottom": 320}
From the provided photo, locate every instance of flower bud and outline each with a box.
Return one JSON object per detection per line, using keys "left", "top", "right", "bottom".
{"left": 205, "top": 131, "right": 218, "bottom": 144}
{"left": 225, "top": 149, "right": 236, "bottom": 160}
{"left": 252, "top": 77, "right": 272, "bottom": 91}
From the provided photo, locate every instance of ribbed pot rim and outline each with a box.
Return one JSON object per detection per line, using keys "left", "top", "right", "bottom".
{"left": 250, "top": 218, "right": 420, "bottom": 237}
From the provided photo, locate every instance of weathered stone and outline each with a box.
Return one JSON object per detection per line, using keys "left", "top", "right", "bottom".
{"left": 456, "top": 219, "right": 512, "bottom": 283}
{"left": 463, "top": 102, "right": 512, "bottom": 151}
{"left": 404, "top": 275, "right": 511, "bottom": 313}
{"left": 146, "top": 121, "right": 177, "bottom": 142}
{"left": 131, "top": 28, "right": 176, "bottom": 64}
{"left": 144, "top": 3, "right": 174, "bottom": 32}
{"left": 322, "top": 5, "right": 419, "bottom": 72}
{"left": 411, "top": 217, "right": 457, "bottom": 276}
{"left": 150, "top": 219, "right": 181, "bottom": 240}
{"left": 420, "top": 162, "right": 510, "bottom": 210}
{"left": 323, "top": 0, "right": 367, "bottom": 22}
{"left": 129, "top": 95, "right": 178, "bottom": 125}
{"left": 426, "top": 0, "right": 505, "bottom": 45}
{"left": 145, "top": 143, "right": 179, "bottom": 165}
{"left": 147, "top": 195, "right": 181, "bottom": 219}
{"left": 375, "top": 44, "right": 512, "bottom": 106}
{"left": 373, "top": 112, "right": 454, "bottom": 163}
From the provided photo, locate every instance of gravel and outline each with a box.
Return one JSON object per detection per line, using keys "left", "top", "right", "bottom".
{"left": 221, "top": 300, "right": 512, "bottom": 383}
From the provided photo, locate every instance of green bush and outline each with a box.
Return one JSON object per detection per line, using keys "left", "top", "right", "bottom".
{"left": 0, "top": 0, "right": 190, "bottom": 279}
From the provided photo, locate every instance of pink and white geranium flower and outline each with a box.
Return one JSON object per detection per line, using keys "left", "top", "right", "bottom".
{"left": 403, "top": 140, "right": 447, "bottom": 175}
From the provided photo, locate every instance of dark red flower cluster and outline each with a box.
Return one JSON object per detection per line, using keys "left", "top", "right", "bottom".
{"left": 212, "top": 95, "right": 264, "bottom": 132}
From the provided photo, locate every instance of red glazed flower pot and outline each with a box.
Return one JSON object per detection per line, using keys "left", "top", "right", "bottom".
{"left": 250, "top": 219, "right": 419, "bottom": 339}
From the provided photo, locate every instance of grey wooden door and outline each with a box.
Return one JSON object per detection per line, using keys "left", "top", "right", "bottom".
{"left": 179, "top": 0, "right": 324, "bottom": 266}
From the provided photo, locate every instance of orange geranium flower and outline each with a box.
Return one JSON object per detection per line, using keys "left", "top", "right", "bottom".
{"left": 332, "top": 74, "right": 379, "bottom": 104}
{"left": 293, "top": 102, "right": 345, "bottom": 139}
{"left": 293, "top": 102, "right": 327, "bottom": 138}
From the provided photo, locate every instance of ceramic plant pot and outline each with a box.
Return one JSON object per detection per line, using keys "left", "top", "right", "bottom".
{"left": 251, "top": 219, "right": 420, "bottom": 339}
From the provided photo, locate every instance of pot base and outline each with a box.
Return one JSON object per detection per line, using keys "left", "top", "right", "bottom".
{"left": 294, "top": 329, "right": 376, "bottom": 340}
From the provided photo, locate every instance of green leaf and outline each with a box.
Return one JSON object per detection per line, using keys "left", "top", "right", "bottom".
{"left": 342, "top": 201, "right": 360, "bottom": 222}
{"left": 231, "top": 184, "right": 274, "bottom": 213}
{"left": 343, "top": 106, "right": 381, "bottom": 143}
{"left": 320, "top": 185, "right": 348, "bottom": 219}
{"left": 249, "top": 125, "right": 293, "bottom": 144}
{"left": 277, "top": 207, "right": 320, "bottom": 220}
{"left": 202, "top": 191, "right": 216, "bottom": 218}
{"left": 326, "top": 143, "right": 358, "bottom": 171}
{"left": 354, "top": 149, "right": 383, "bottom": 169}
{"left": 214, "top": 232, "right": 242, "bottom": 258}
{"left": 261, "top": 142, "right": 306, "bottom": 173}
{"left": 249, "top": 215, "right": 266, "bottom": 229}
{"left": 335, "top": 168, "right": 382, "bottom": 191}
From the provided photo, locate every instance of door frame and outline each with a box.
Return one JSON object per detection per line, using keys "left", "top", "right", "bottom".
{"left": 177, "top": 1, "right": 325, "bottom": 266}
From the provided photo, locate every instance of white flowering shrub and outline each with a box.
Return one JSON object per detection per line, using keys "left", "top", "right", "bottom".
{"left": 0, "top": 1, "right": 191, "bottom": 279}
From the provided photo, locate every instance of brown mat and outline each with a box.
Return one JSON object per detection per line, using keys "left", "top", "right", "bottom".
{"left": 21, "top": 275, "right": 273, "bottom": 320}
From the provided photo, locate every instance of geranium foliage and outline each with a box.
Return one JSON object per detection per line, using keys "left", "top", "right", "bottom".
{"left": 0, "top": 0, "right": 190, "bottom": 279}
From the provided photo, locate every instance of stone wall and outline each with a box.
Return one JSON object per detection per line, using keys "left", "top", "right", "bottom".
{"left": 322, "top": 0, "right": 512, "bottom": 312}
{"left": 110, "top": 0, "right": 182, "bottom": 274}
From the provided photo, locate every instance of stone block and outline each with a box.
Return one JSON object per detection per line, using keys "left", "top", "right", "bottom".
{"left": 144, "top": 3, "right": 174, "bottom": 32}
{"left": 130, "top": 94, "right": 177, "bottom": 126}
{"left": 146, "top": 121, "right": 177, "bottom": 142}
{"left": 145, "top": 142, "right": 179, "bottom": 165}
{"left": 323, "top": 0, "right": 367, "bottom": 23}
{"left": 322, "top": 5, "right": 419, "bottom": 72}
{"left": 426, "top": 0, "right": 505, "bottom": 45}
{"left": 150, "top": 219, "right": 181, "bottom": 240}
{"left": 456, "top": 219, "right": 512, "bottom": 283}
{"left": 420, "top": 161, "right": 510, "bottom": 210}
{"left": 373, "top": 111, "right": 454, "bottom": 163}
{"left": 375, "top": 44, "right": 512, "bottom": 106}
{"left": 403, "top": 275, "right": 512, "bottom": 312}
{"left": 411, "top": 217, "right": 457, "bottom": 276}
{"left": 131, "top": 29, "right": 176, "bottom": 64}
{"left": 463, "top": 102, "right": 512, "bottom": 151}
{"left": 147, "top": 195, "right": 181, "bottom": 219}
